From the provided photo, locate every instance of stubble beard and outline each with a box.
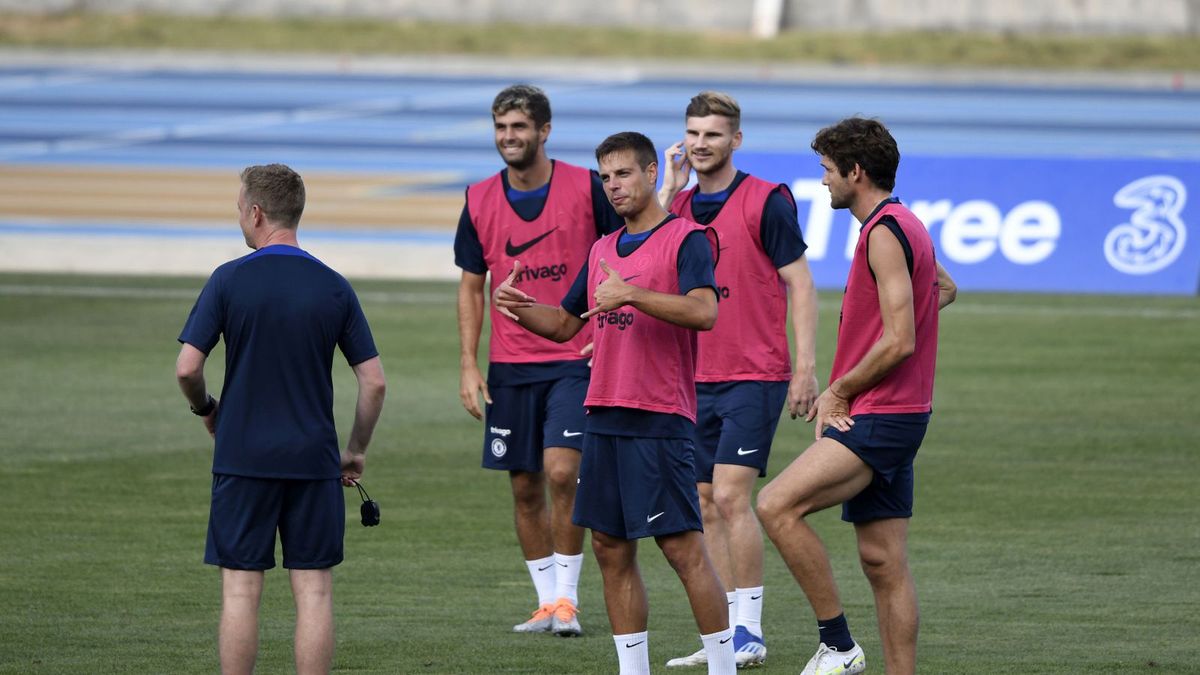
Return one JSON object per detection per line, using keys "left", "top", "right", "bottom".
{"left": 688, "top": 146, "right": 731, "bottom": 179}
{"left": 500, "top": 141, "right": 538, "bottom": 171}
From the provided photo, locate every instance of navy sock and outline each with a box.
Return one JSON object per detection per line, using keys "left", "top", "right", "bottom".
{"left": 817, "top": 613, "right": 855, "bottom": 652}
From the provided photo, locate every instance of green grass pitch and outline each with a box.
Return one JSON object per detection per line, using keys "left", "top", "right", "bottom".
{"left": 0, "top": 272, "right": 1197, "bottom": 673}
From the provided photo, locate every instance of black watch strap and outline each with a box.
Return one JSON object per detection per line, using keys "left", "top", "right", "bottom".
{"left": 191, "top": 394, "right": 217, "bottom": 416}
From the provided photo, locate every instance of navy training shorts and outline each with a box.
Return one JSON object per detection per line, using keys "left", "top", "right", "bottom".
{"left": 482, "top": 375, "right": 588, "bottom": 473}
{"left": 205, "top": 474, "right": 345, "bottom": 570}
{"left": 572, "top": 432, "right": 704, "bottom": 540}
{"left": 822, "top": 412, "right": 931, "bottom": 523}
{"left": 693, "top": 380, "right": 789, "bottom": 482}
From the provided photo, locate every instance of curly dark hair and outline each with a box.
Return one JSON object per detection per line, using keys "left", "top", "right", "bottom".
{"left": 811, "top": 117, "right": 899, "bottom": 192}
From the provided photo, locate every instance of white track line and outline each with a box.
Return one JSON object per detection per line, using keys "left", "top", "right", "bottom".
{"left": 0, "top": 76, "right": 631, "bottom": 160}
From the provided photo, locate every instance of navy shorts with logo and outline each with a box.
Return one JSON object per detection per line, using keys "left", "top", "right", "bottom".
{"left": 572, "top": 432, "right": 704, "bottom": 540}
{"left": 205, "top": 474, "right": 345, "bottom": 570}
{"left": 693, "top": 380, "right": 789, "bottom": 482}
{"left": 482, "top": 376, "right": 588, "bottom": 473}
{"left": 822, "top": 412, "right": 931, "bottom": 523}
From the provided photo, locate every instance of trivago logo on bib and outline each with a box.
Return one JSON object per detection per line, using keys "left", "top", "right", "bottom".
{"left": 1104, "top": 175, "right": 1188, "bottom": 275}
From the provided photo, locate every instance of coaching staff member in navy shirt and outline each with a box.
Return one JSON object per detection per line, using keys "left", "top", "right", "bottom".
{"left": 176, "top": 163, "right": 386, "bottom": 675}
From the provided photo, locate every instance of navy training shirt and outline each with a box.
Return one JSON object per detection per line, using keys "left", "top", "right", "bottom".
{"left": 687, "top": 171, "right": 808, "bottom": 268}
{"left": 179, "top": 245, "right": 378, "bottom": 480}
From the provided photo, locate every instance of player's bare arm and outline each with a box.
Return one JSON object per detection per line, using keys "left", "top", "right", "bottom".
{"left": 176, "top": 342, "right": 218, "bottom": 437}
{"left": 657, "top": 140, "right": 690, "bottom": 207}
{"left": 493, "top": 260, "right": 587, "bottom": 342}
{"left": 810, "top": 225, "right": 918, "bottom": 438}
{"left": 341, "top": 355, "right": 386, "bottom": 486}
{"left": 936, "top": 260, "right": 958, "bottom": 310}
{"left": 581, "top": 259, "right": 717, "bottom": 330}
{"left": 457, "top": 270, "right": 492, "bottom": 420}
{"left": 779, "top": 256, "right": 820, "bottom": 419}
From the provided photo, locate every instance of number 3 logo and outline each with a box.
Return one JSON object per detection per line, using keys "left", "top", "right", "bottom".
{"left": 1104, "top": 175, "right": 1187, "bottom": 275}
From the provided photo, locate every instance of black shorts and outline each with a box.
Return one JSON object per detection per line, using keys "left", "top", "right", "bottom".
{"left": 693, "top": 380, "right": 788, "bottom": 482}
{"left": 822, "top": 413, "right": 930, "bottom": 523}
{"left": 482, "top": 376, "right": 588, "bottom": 472}
{"left": 205, "top": 474, "right": 345, "bottom": 570}
{"left": 572, "top": 432, "right": 703, "bottom": 540}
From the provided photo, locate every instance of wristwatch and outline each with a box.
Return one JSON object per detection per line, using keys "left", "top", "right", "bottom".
{"left": 191, "top": 394, "right": 217, "bottom": 416}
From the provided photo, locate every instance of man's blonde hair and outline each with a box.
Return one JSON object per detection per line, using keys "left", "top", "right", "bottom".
{"left": 685, "top": 91, "right": 741, "bottom": 131}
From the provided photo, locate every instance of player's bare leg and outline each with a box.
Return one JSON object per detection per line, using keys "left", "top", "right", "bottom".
{"left": 656, "top": 530, "right": 728, "bottom": 634}
{"left": 712, "top": 464, "right": 767, "bottom": 665}
{"left": 544, "top": 446, "right": 585, "bottom": 556}
{"left": 855, "top": 518, "right": 917, "bottom": 675}
{"left": 544, "top": 446, "right": 585, "bottom": 636}
{"left": 219, "top": 568, "right": 263, "bottom": 675}
{"left": 755, "top": 438, "right": 872, "bottom": 619}
{"left": 696, "top": 482, "right": 733, "bottom": 593}
{"left": 510, "top": 471, "right": 552, "bottom": 559}
{"left": 591, "top": 530, "right": 647, "bottom": 633}
{"left": 657, "top": 530, "right": 737, "bottom": 673}
{"left": 711, "top": 464, "right": 763, "bottom": 597}
{"left": 290, "top": 568, "right": 334, "bottom": 675}
{"left": 667, "top": 483, "right": 737, "bottom": 667}
{"left": 509, "top": 470, "right": 558, "bottom": 632}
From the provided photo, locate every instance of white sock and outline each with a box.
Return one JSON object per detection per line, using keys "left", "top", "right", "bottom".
{"left": 735, "top": 586, "right": 764, "bottom": 636}
{"left": 725, "top": 591, "right": 738, "bottom": 632}
{"left": 701, "top": 627, "right": 736, "bottom": 675}
{"left": 525, "top": 555, "right": 556, "bottom": 606}
{"left": 554, "top": 552, "right": 584, "bottom": 604}
{"left": 614, "top": 631, "right": 650, "bottom": 675}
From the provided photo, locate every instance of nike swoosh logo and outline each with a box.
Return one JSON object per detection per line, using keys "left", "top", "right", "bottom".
{"left": 736, "top": 447, "right": 760, "bottom": 456}
{"left": 505, "top": 226, "right": 558, "bottom": 257}
{"left": 562, "top": 430, "right": 583, "bottom": 437}
{"left": 557, "top": 562, "right": 568, "bottom": 567}
{"left": 843, "top": 659, "right": 858, "bottom": 669}
{"left": 625, "top": 640, "right": 645, "bottom": 648}
{"left": 537, "top": 564, "right": 554, "bottom": 571}
{"left": 647, "top": 512, "right": 665, "bottom": 523}
{"left": 719, "top": 637, "right": 732, "bottom": 644}
{"left": 750, "top": 595, "right": 762, "bottom": 600}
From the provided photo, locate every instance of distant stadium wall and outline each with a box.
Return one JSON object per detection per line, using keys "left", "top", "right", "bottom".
{"left": 2, "top": 0, "right": 1198, "bottom": 35}
{"left": 739, "top": 153, "right": 1200, "bottom": 295}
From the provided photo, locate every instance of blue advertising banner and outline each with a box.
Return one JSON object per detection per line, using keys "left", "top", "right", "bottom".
{"left": 736, "top": 153, "right": 1200, "bottom": 295}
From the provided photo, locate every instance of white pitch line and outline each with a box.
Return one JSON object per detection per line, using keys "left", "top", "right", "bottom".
{"left": 945, "top": 302, "right": 1200, "bottom": 320}
{"left": 2, "top": 283, "right": 1196, "bottom": 319}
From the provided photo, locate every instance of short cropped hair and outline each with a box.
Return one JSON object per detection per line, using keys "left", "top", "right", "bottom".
{"left": 240, "top": 164, "right": 305, "bottom": 229}
{"left": 810, "top": 117, "right": 900, "bottom": 192}
{"left": 685, "top": 90, "right": 741, "bottom": 131}
{"left": 492, "top": 84, "right": 552, "bottom": 129}
{"left": 594, "top": 131, "right": 658, "bottom": 170}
